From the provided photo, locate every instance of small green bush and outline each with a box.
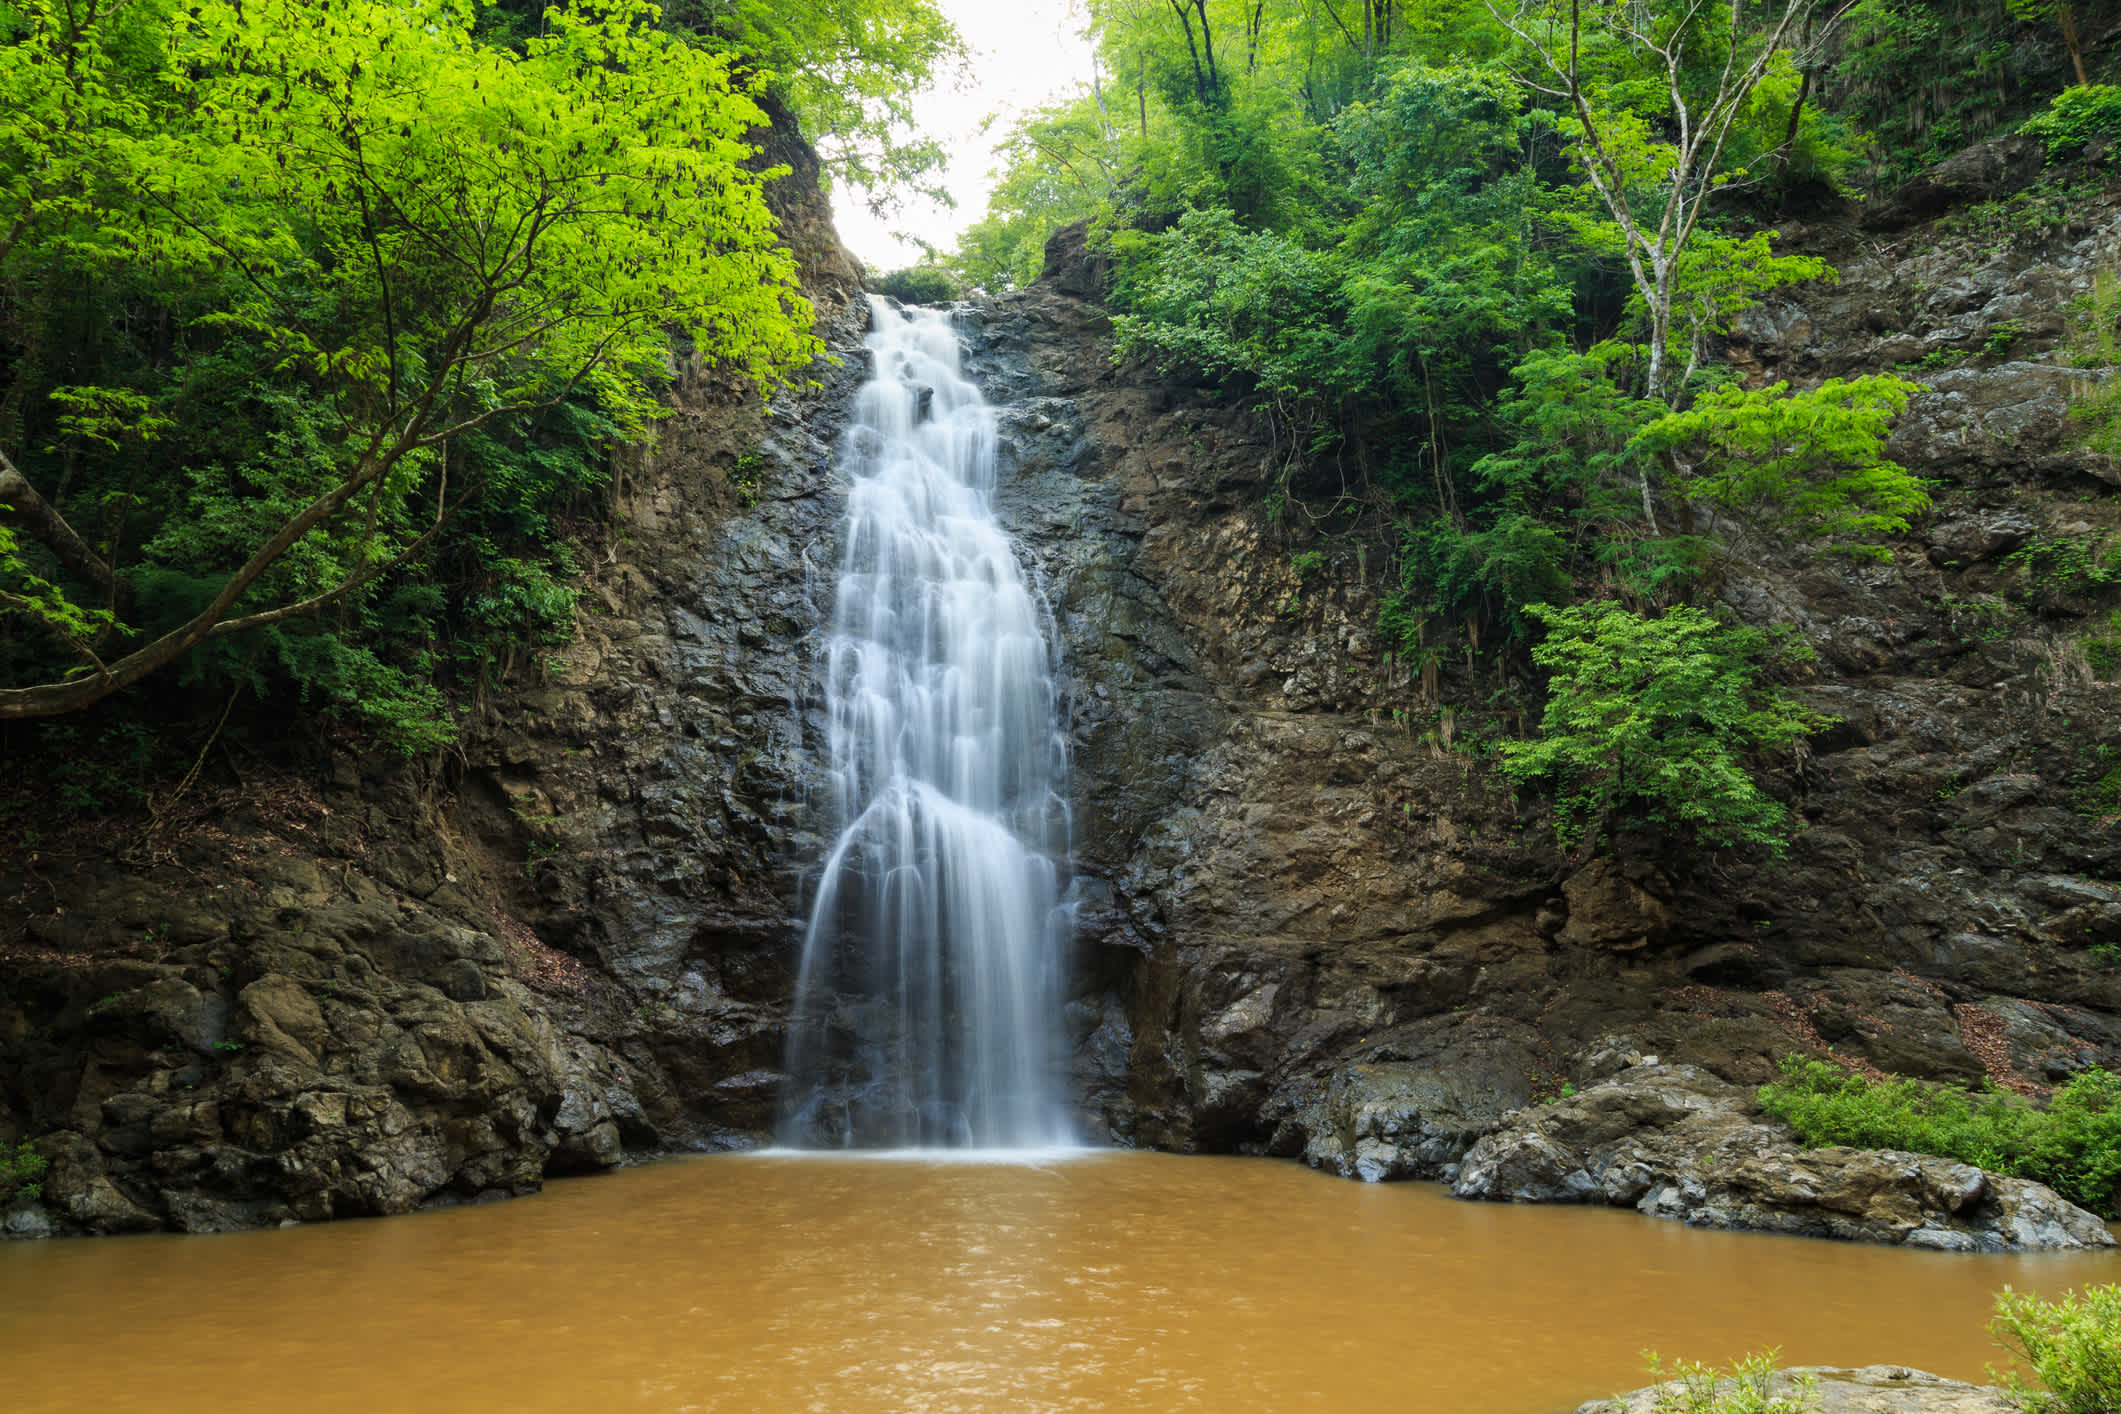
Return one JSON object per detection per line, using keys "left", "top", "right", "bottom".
{"left": 1758, "top": 1057, "right": 2121, "bottom": 1217}
{"left": 1, "top": 1139, "right": 47, "bottom": 1204}
{"left": 1498, "top": 602, "right": 1830, "bottom": 854}
{"left": 1638, "top": 1351, "right": 1815, "bottom": 1414}
{"left": 1991, "top": 1283, "right": 2121, "bottom": 1414}
{"left": 2022, "top": 85, "right": 2121, "bottom": 161}
{"left": 870, "top": 265, "right": 964, "bottom": 305}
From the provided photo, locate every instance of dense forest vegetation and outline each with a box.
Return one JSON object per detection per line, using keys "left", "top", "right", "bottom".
{"left": 928, "top": 0, "right": 2120, "bottom": 853}
{"left": 0, "top": 0, "right": 961, "bottom": 787}
{"left": 2, "top": 0, "right": 2117, "bottom": 858}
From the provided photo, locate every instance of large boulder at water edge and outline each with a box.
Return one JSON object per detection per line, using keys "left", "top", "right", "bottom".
{"left": 1451, "top": 1062, "right": 2113, "bottom": 1252}
{"left": 1577, "top": 1365, "right": 2015, "bottom": 1414}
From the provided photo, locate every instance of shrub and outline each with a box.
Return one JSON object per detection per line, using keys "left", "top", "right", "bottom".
{"left": 1638, "top": 1351, "right": 1815, "bottom": 1414}
{"left": 1758, "top": 1057, "right": 2121, "bottom": 1217}
{"left": 870, "top": 265, "right": 964, "bottom": 304}
{"left": 2022, "top": 84, "right": 2121, "bottom": 161}
{"left": 1, "top": 1139, "right": 47, "bottom": 1204}
{"left": 1991, "top": 1284, "right": 2121, "bottom": 1414}
{"left": 1498, "top": 603, "right": 1830, "bottom": 854}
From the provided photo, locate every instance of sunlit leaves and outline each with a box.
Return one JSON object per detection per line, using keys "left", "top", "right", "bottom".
{"left": 0, "top": 0, "right": 821, "bottom": 720}
{"left": 1635, "top": 375, "right": 1931, "bottom": 556}
{"left": 1499, "top": 601, "right": 1831, "bottom": 852}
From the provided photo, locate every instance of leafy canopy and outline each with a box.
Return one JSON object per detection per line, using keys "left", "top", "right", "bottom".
{"left": 0, "top": 0, "right": 819, "bottom": 727}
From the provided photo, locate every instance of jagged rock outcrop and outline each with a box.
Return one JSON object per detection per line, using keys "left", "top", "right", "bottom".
{"left": 1451, "top": 1062, "right": 2111, "bottom": 1251}
{"left": 1578, "top": 1366, "right": 2017, "bottom": 1414}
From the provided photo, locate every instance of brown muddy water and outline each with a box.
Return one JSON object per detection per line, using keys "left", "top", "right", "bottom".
{"left": 3, "top": 1150, "right": 2116, "bottom": 1413}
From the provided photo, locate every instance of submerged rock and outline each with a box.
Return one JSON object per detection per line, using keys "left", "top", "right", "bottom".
{"left": 1577, "top": 1365, "right": 2015, "bottom": 1414}
{"left": 1453, "top": 1063, "right": 2113, "bottom": 1252}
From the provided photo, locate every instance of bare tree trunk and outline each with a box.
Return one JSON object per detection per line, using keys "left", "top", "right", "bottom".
{"left": 2060, "top": 0, "right": 2091, "bottom": 86}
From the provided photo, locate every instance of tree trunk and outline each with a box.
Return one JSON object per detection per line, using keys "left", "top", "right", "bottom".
{"left": 2060, "top": 1, "right": 2090, "bottom": 86}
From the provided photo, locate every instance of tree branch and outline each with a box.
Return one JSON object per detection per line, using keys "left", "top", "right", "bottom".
{"left": 0, "top": 451, "right": 122, "bottom": 604}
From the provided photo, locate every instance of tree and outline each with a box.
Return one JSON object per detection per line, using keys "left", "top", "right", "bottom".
{"left": 655, "top": 0, "right": 968, "bottom": 213}
{"left": 0, "top": 0, "right": 818, "bottom": 720}
{"left": 1488, "top": 0, "right": 1843, "bottom": 400}
{"left": 1498, "top": 600, "right": 1829, "bottom": 851}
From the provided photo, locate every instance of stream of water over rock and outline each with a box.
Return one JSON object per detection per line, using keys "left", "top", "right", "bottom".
{"left": 779, "top": 297, "right": 1073, "bottom": 1149}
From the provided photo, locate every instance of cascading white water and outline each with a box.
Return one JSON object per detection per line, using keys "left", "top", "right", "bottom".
{"left": 779, "top": 296, "right": 1073, "bottom": 1150}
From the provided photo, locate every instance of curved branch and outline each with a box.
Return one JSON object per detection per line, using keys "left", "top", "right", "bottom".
{"left": 0, "top": 442, "right": 409, "bottom": 719}
{"left": 0, "top": 453, "right": 120, "bottom": 604}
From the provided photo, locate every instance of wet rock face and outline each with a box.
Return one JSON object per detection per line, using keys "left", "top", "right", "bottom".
{"left": 1453, "top": 1063, "right": 2111, "bottom": 1251}
{"left": 1, "top": 859, "right": 642, "bottom": 1233}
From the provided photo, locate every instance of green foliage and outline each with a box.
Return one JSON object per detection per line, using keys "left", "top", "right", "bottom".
{"left": 956, "top": 0, "right": 1934, "bottom": 864}
{"left": 652, "top": 0, "right": 965, "bottom": 207}
{"left": 1991, "top": 1283, "right": 2121, "bottom": 1414}
{"left": 1113, "top": 207, "right": 1360, "bottom": 404}
{"left": 1639, "top": 1351, "right": 1816, "bottom": 1414}
{"left": 1826, "top": 0, "right": 2094, "bottom": 186}
{"left": 1499, "top": 603, "right": 1829, "bottom": 852}
{"left": 870, "top": 265, "right": 965, "bottom": 305}
{"left": 2064, "top": 270, "right": 2121, "bottom": 459}
{"left": 0, "top": 1138, "right": 46, "bottom": 1204}
{"left": 2004, "top": 535, "right": 2121, "bottom": 612}
{"left": 2022, "top": 83, "right": 2121, "bottom": 159}
{"left": 1759, "top": 1056, "right": 2121, "bottom": 1218}
{"left": 2073, "top": 743, "right": 2121, "bottom": 818}
{"left": 0, "top": 0, "right": 831, "bottom": 732}
{"left": 1633, "top": 376, "right": 1932, "bottom": 557}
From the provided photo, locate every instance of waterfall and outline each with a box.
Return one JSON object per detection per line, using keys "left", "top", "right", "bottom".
{"left": 778, "top": 296, "right": 1074, "bottom": 1150}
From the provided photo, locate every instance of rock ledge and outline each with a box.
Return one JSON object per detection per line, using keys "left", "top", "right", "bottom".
{"left": 1452, "top": 1063, "right": 2113, "bottom": 1251}
{"left": 1577, "top": 1365, "right": 2014, "bottom": 1414}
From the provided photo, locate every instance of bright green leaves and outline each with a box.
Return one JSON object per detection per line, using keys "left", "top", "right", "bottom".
{"left": 1113, "top": 207, "right": 1356, "bottom": 401}
{"left": 1992, "top": 1281, "right": 2121, "bottom": 1412}
{"left": 2021, "top": 83, "right": 2121, "bottom": 160}
{"left": 0, "top": 0, "right": 823, "bottom": 723}
{"left": 1635, "top": 375, "right": 1931, "bottom": 556}
{"left": 1655, "top": 230, "right": 1833, "bottom": 386}
{"left": 160, "top": 0, "right": 815, "bottom": 422}
{"left": 663, "top": 0, "right": 964, "bottom": 208}
{"left": 1499, "top": 601, "right": 1831, "bottom": 852}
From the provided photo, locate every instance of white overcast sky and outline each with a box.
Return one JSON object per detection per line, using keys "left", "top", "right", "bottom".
{"left": 830, "top": 0, "right": 1100, "bottom": 271}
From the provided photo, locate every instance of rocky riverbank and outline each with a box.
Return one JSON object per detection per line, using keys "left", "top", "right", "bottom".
{"left": 1452, "top": 1061, "right": 2111, "bottom": 1251}
{"left": 1577, "top": 1365, "right": 2017, "bottom": 1414}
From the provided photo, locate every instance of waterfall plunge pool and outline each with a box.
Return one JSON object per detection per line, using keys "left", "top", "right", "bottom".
{"left": 5, "top": 1150, "right": 2115, "bottom": 1413}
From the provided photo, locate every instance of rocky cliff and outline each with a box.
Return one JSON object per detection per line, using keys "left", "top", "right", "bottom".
{"left": 955, "top": 151, "right": 2121, "bottom": 1246}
